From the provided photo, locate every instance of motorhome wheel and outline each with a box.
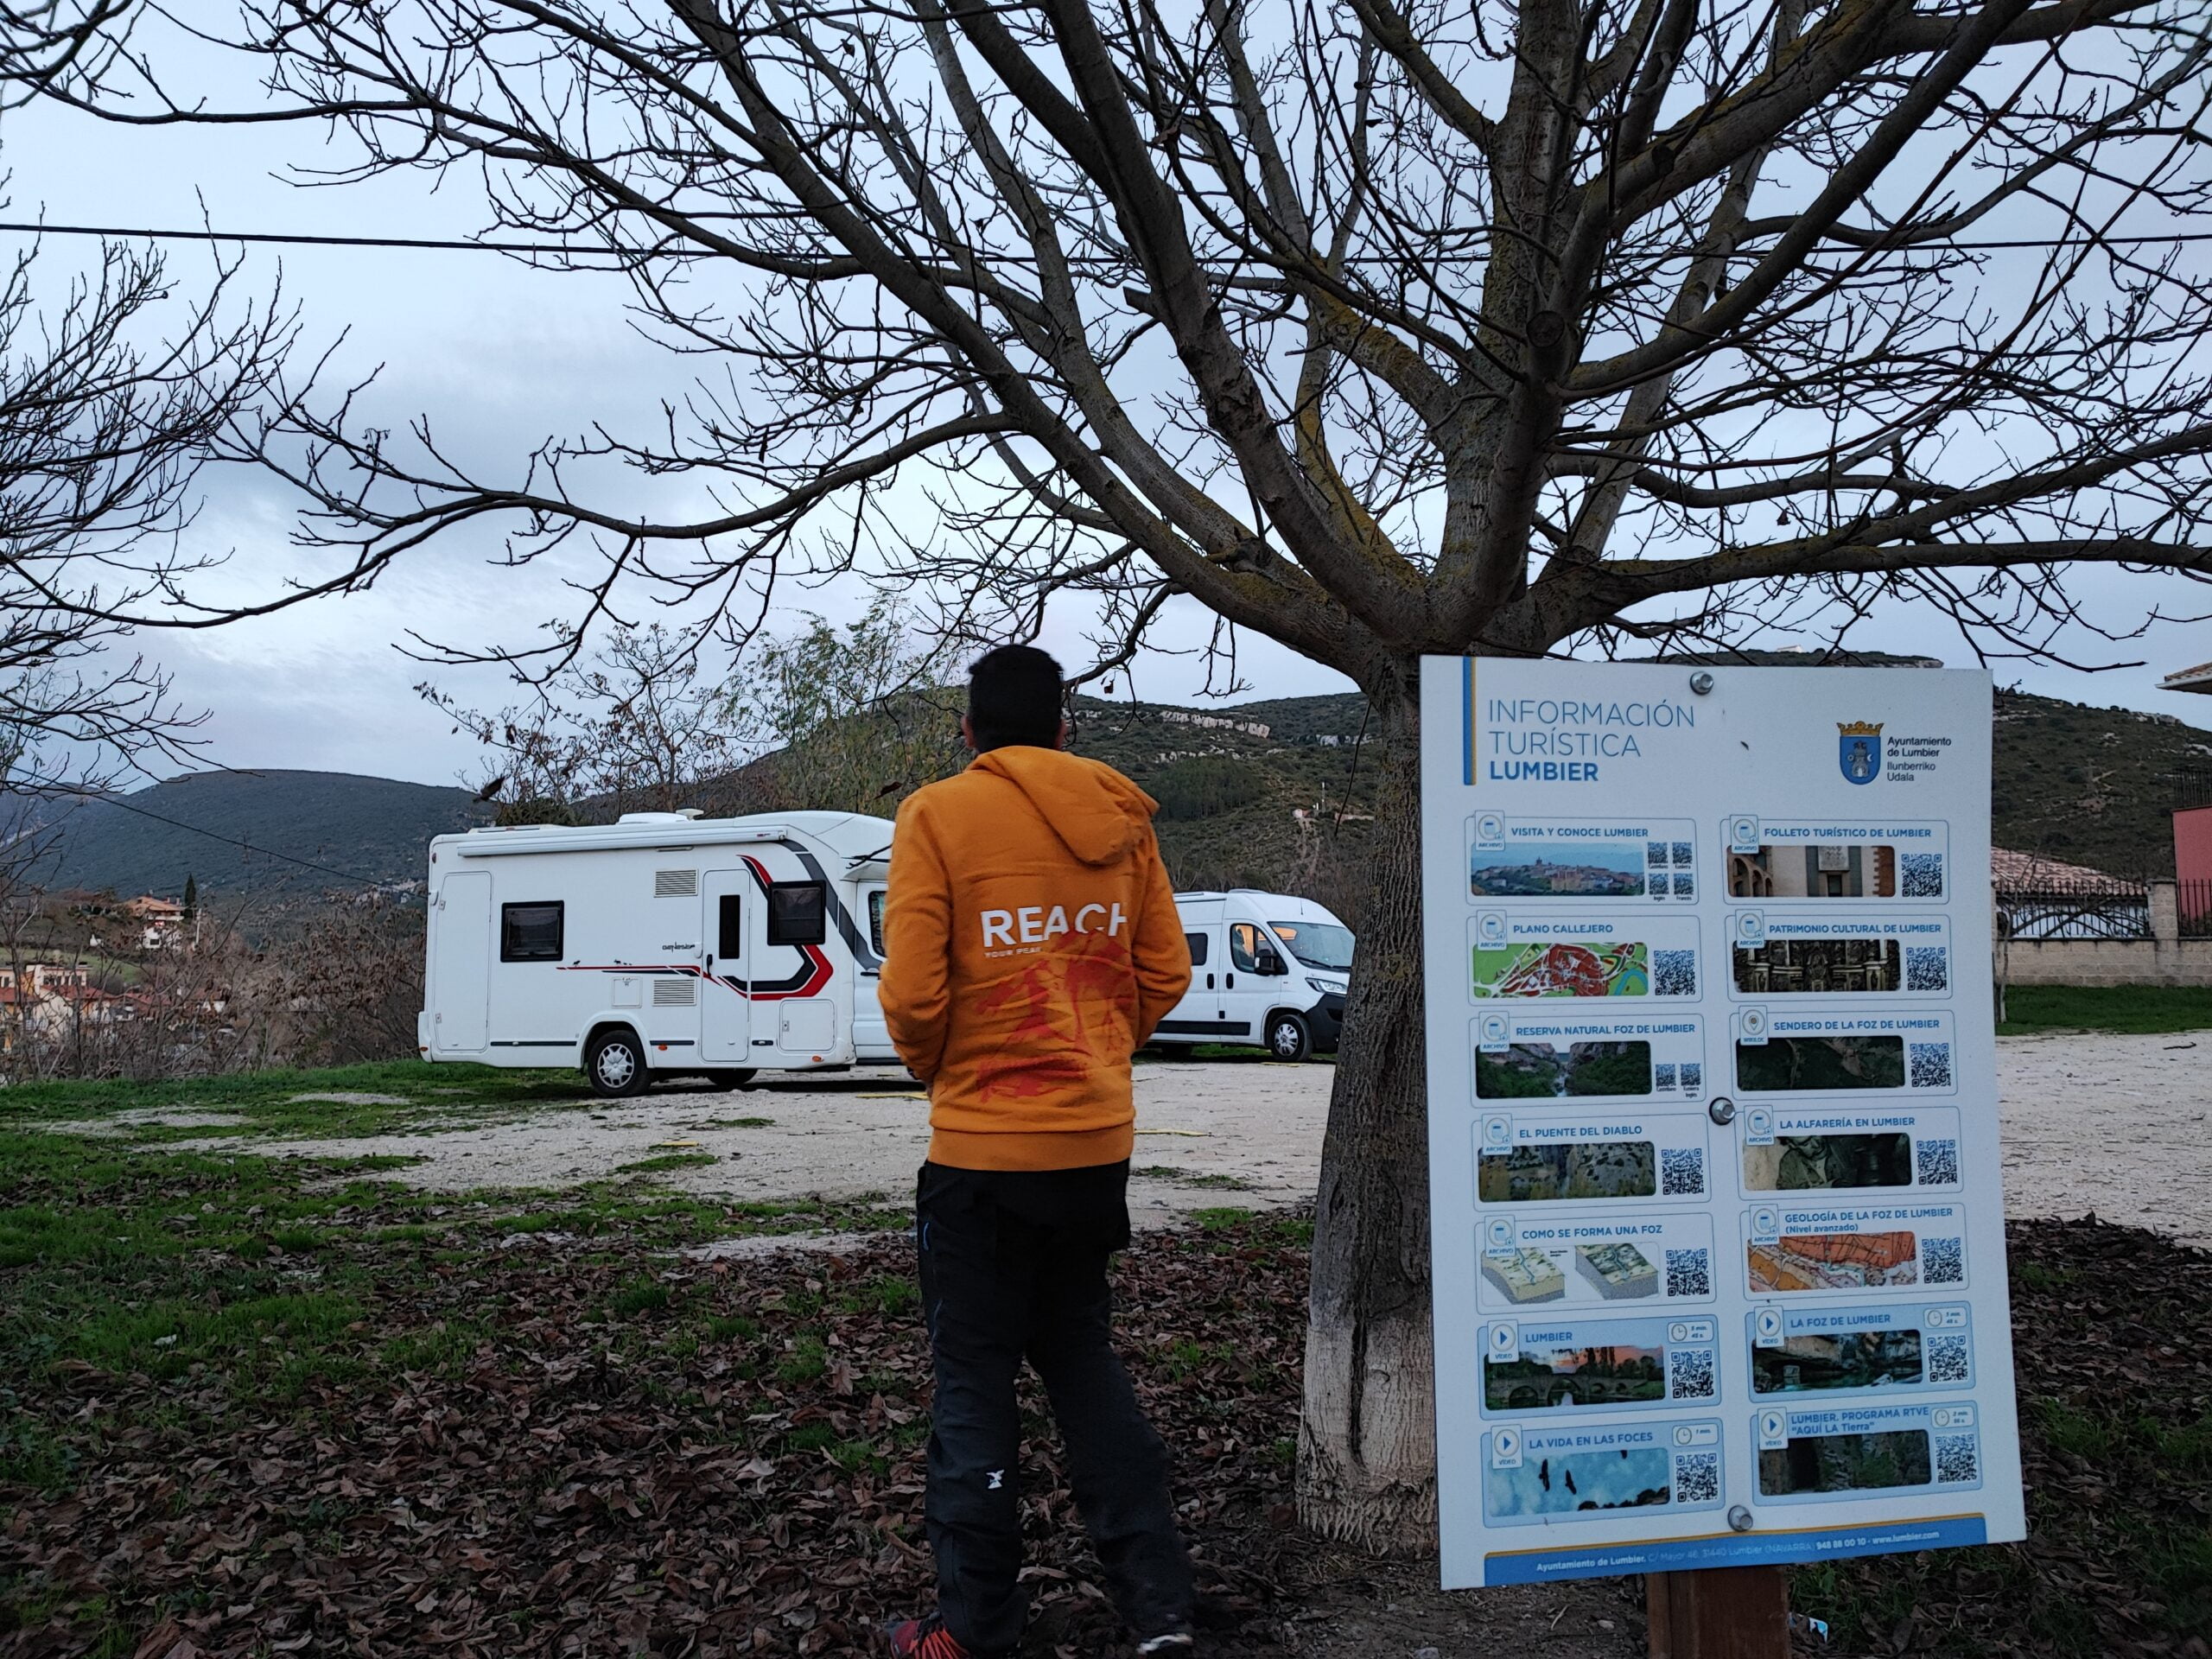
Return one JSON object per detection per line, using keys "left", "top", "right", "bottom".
{"left": 586, "top": 1028, "right": 651, "bottom": 1098}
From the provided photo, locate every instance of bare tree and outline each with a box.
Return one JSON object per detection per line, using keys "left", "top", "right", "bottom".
{"left": 250, "top": 893, "right": 425, "bottom": 1066}
{"left": 423, "top": 623, "right": 754, "bottom": 819}
{"left": 731, "top": 597, "right": 966, "bottom": 814}
{"left": 29, "top": 0, "right": 2212, "bottom": 1545}
{"left": 429, "top": 599, "right": 959, "bottom": 819}
{"left": 0, "top": 3, "right": 319, "bottom": 793}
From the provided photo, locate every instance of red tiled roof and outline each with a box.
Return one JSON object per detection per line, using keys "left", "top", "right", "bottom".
{"left": 1990, "top": 848, "right": 2137, "bottom": 891}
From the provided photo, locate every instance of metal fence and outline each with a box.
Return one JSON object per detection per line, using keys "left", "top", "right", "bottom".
{"left": 2183, "top": 879, "right": 2212, "bottom": 940}
{"left": 1993, "top": 872, "right": 2152, "bottom": 941}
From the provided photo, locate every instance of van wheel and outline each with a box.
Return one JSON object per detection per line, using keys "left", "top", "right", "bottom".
{"left": 1263, "top": 1012, "right": 1311, "bottom": 1063}
{"left": 586, "top": 1028, "right": 650, "bottom": 1097}
{"left": 707, "top": 1069, "right": 757, "bottom": 1090}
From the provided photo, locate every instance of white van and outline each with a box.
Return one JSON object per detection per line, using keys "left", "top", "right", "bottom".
{"left": 418, "top": 810, "right": 897, "bottom": 1096}
{"left": 1151, "top": 890, "right": 1354, "bottom": 1060}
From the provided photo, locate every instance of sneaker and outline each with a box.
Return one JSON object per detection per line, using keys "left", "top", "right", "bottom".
{"left": 1136, "top": 1635, "right": 1195, "bottom": 1655}
{"left": 881, "top": 1613, "right": 981, "bottom": 1659}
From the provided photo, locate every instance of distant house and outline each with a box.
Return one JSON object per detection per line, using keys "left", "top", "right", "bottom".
{"left": 0, "top": 963, "right": 114, "bottom": 1049}
{"left": 120, "top": 894, "right": 188, "bottom": 949}
{"left": 1155, "top": 708, "right": 1272, "bottom": 740}
{"left": 1991, "top": 849, "right": 2146, "bottom": 939}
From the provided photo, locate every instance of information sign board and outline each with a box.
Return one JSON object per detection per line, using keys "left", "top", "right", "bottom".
{"left": 1421, "top": 658, "right": 2024, "bottom": 1588}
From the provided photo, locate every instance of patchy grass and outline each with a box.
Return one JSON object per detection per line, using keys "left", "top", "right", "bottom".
{"left": 1135, "top": 1165, "right": 1257, "bottom": 1191}
{"left": 0, "top": 1124, "right": 902, "bottom": 1423}
{"left": 0, "top": 1058, "right": 593, "bottom": 1142}
{"left": 6, "top": 1135, "right": 2209, "bottom": 1659}
{"left": 1190, "top": 1205, "right": 1256, "bottom": 1230}
{"left": 1998, "top": 984, "right": 2212, "bottom": 1035}
{"left": 613, "top": 1152, "right": 719, "bottom": 1174}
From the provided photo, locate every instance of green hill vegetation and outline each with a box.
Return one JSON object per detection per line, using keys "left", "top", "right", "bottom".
{"left": 26, "top": 771, "right": 493, "bottom": 900}
{"left": 26, "top": 677, "right": 2209, "bottom": 910}
{"left": 1993, "top": 689, "right": 2211, "bottom": 874}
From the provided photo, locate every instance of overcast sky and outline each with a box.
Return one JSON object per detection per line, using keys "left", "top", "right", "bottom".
{"left": 7, "top": 73, "right": 2211, "bottom": 791}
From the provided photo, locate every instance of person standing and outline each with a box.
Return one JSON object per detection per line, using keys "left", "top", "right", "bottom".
{"left": 876, "top": 645, "right": 1197, "bottom": 1659}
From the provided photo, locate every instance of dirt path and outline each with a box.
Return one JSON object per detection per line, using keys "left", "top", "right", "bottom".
{"left": 1994, "top": 1029, "right": 2212, "bottom": 1245}
{"left": 166, "top": 1031, "right": 2212, "bottom": 1243}
{"left": 206, "top": 1058, "right": 1332, "bottom": 1226}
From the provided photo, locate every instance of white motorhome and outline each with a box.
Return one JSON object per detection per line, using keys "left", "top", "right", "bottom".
{"left": 1152, "top": 891, "right": 1354, "bottom": 1060}
{"left": 418, "top": 810, "right": 897, "bottom": 1096}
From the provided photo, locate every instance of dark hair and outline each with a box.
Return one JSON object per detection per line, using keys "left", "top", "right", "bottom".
{"left": 967, "top": 644, "right": 1065, "bottom": 751}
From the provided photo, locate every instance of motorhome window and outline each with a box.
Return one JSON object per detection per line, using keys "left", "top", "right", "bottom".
{"left": 868, "top": 892, "right": 887, "bottom": 956}
{"left": 499, "top": 902, "right": 563, "bottom": 962}
{"left": 716, "top": 894, "right": 743, "bottom": 959}
{"left": 1184, "top": 931, "right": 1209, "bottom": 966}
{"left": 1270, "top": 921, "right": 1355, "bottom": 971}
{"left": 1229, "top": 923, "right": 1266, "bottom": 973}
{"left": 766, "top": 881, "right": 828, "bottom": 946}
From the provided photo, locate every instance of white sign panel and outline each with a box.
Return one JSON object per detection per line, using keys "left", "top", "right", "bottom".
{"left": 1421, "top": 658, "right": 2024, "bottom": 1588}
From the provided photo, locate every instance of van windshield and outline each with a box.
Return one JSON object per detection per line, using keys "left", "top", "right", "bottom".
{"left": 1270, "top": 921, "right": 1354, "bottom": 971}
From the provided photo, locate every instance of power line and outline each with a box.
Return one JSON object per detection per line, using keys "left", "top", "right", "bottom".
{"left": 54, "top": 786, "right": 421, "bottom": 892}
{"left": 3, "top": 219, "right": 2211, "bottom": 257}
{"left": 0, "top": 220, "right": 613, "bottom": 257}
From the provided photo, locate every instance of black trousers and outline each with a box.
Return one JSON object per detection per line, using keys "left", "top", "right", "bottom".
{"left": 915, "top": 1160, "right": 1194, "bottom": 1655}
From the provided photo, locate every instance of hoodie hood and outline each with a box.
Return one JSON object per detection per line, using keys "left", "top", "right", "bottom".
{"left": 969, "top": 747, "right": 1159, "bottom": 867}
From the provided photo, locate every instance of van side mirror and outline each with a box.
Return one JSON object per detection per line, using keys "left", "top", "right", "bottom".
{"left": 1257, "top": 947, "right": 1286, "bottom": 976}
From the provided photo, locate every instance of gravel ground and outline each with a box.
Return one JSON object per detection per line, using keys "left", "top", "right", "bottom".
{"left": 197, "top": 1058, "right": 1331, "bottom": 1226}
{"left": 1994, "top": 1029, "right": 2212, "bottom": 1245}
{"left": 167, "top": 1031, "right": 2212, "bottom": 1242}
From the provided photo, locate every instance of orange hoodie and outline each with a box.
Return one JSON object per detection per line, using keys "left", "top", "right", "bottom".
{"left": 878, "top": 747, "right": 1192, "bottom": 1171}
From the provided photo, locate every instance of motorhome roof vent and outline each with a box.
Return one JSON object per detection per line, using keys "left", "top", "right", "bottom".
{"left": 620, "top": 810, "right": 702, "bottom": 823}
{"left": 654, "top": 868, "right": 699, "bottom": 898}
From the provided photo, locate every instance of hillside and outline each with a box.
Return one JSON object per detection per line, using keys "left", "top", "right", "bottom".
{"left": 1071, "top": 694, "right": 1378, "bottom": 916}
{"left": 27, "top": 677, "right": 2209, "bottom": 907}
{"left": 1077, "top": 676, "right": 2212, "bottom": 893}
{"left": 1993, "top": 689, "right": 2212, "bottom": 874}
{"left": 27, "top": 770, "right": 493, "bottom": 900}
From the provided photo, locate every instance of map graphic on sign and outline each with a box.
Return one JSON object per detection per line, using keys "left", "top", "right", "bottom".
{"left": 1421, "top": 658, "right": 2023, "bottom": 1589}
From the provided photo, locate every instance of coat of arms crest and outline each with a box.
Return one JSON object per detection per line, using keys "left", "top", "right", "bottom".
{"left": 1837, "top": 721, "right": 1884, "bottom": 785}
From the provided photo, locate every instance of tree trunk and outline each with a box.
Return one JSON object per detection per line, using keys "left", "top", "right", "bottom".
{"left": 1297, "top": 685, "right": 1438, "bottom": 1551}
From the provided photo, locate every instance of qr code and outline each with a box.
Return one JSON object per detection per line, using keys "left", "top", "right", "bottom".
{"left": 1647, "top": 840, "right": 1670, "bottom": 868}
{"left": 1904, "top": 947, "right": 1949, "bottom": 992}
{"left": 1926, "top": 1334, "right": 1970, "bottom": 1384}
{"left": 1669, "top": 1348, "right": 1717, "bottom": 1400}
{"left": 1653, "top": 950, "right": 1697, "bottom": 996}
{"left": 1899, "top": 854, "right": 1945, "bottom": 898}
{"left": 1671, "top": 841, "right": 1694, "bottom": 868}
{"left": 1653, "top": 1063, "right": 1677, "bottom": 1090}
{"left": 1679, "top": 1062, "right": 1702, "bottom": 1094}
{"left": 1910, "top": 1043, "right": 1953, "bottom": 1090}
{"left": 1666, "top": 1248, "right": 1711, "bottom": 1298}
{"left": 1922, "top": 1236, "right": 1964, "bottom": 1284}
{"left": 1673, "top": 873, "right": 1696, "bottom": 899}
{"left": 1662, "top": 1147, "right": 1707, "bottom": 1196}
{"left": 1674, "top": 1452, "right": 1719, "bottom": 1504}
{"left": 1935, "top": 1435, "right": 1979, "bottom": 1484}
{"left": 1916, "top": 1138, "right": 1961, "bottom": 1186}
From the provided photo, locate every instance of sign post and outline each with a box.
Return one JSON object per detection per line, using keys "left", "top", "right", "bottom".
{"left": 1419, "top": 658, "right": 2023, "bottom": 1622}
